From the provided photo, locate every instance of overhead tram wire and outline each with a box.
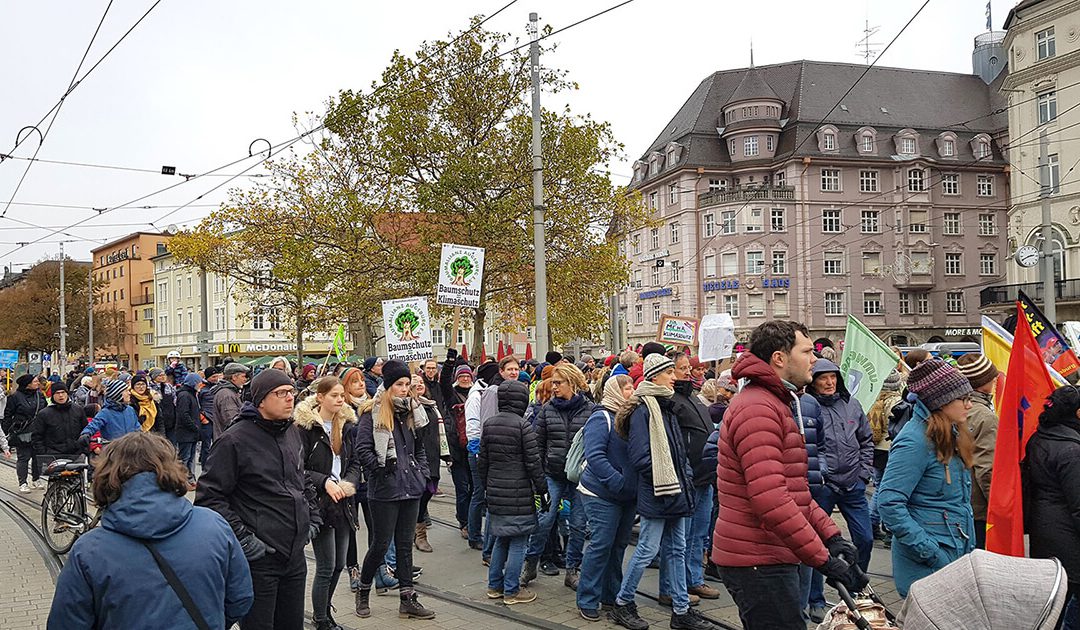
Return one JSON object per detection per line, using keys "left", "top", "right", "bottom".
{"left": 0, "top": 154, "right": 268, "bottom": 178}
{"left": 3, "top": 0, "right": 641, "bottom": 259}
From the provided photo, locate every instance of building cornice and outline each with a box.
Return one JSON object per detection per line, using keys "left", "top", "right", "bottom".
{"left": 1004, "top": 48, "right": 1080, "bottom": 90}
{"left": 1004, "top": 0, "right": 1080, "bottom": 44}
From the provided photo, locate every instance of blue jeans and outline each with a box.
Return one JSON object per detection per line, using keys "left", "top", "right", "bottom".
{"left": 449, "top": 457, "right": 472, "bottom": 528}
{"left": 798, "top": 564, "right": 812, "bottom": 614}
{"left": 177, "top": 442, "right": 197, "bottom": 477}
{"left": 488, "top": 534, "right": 529, "bottom": 594}
{"left": 660, "top": 485, "right": 713, "bottom": 592}
{"left": 577, "top": 494, "right": 635, "bottom": 612}
{"left": 1063, "top": 593, "right": 1079, "bottom": 630}
{"left": 468, "top": 453, "right": 486, "bottom": 545}
{"left": 385, "top": 535, "right": 396, "bottom": 568}
{"left": 869, "top": 465, "right": 885, "bottom": 529}
{"left": 617, "top": 516, "right": 690, "bottom": 615}
{"left": 527, "top": 476, "right": 586, "bottom": 569}
{"left": 198, "top": 421, "right": 214, "bottom": 466}
{"left": 809, "top": 483, "right": 873, "bottom": 607}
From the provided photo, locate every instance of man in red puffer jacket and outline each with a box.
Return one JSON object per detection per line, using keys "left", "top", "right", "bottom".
{"left": 712, "top": 320, "right": 867, "bottom": 629}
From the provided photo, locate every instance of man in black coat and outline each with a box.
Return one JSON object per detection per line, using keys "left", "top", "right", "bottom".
{"left": 196, "top": 368, "right": 322, "bottom": 630}
{"left": 30, "top": 382, "right": 87, "bottom": 459}
{"left": 438, "top": 350, "right": 474, "bottom": 533}
{"left": 3, "top": 374, "right": 46, "bottom": 491}
{"left": 174, "top": 373, "right": 204, "bottom": 481}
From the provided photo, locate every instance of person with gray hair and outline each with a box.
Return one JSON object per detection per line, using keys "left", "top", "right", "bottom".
{"left": 211, "top": 363, "right": 250, "bottom": 438}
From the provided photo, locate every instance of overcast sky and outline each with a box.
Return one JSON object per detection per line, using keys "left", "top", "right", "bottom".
{"left": 0, "top": 0, "right": 1014, "bottom": 266}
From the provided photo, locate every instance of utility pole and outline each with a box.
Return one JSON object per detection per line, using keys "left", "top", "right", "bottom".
{"left": 529, "top": 11, "right": 550, "bottom": 357}
{"left": 87, "top": 265, "right": 94, "bottom": 365}
{"left": 199, "top": 267, "right": 210, "bottom": 369}
{"left": 58, "top": 242, "right": 67, "bottom": 377}
{"left": 1039, "top": 130, "right": 1057, "bottom": 323}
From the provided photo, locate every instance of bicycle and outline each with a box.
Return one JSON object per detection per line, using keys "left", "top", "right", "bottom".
{"left": 40, "top": 438, "right": 108, "bottom": 554}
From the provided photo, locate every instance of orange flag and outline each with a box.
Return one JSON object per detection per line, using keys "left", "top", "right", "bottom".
{"left": 985, "top": 302, "right": 1056, "bottom": 556}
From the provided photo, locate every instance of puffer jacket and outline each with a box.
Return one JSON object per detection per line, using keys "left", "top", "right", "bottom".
{"left": 154, "top": 382, "right": 177, "bottom": 435}
{"left": 579, "top": 405, "right": 636, "bottom": 504}
{"left": 711, "top": 353, "right": 840, "bottom": 569}
{"left": 798, "top": 393, "right": 831, "bottom": 491}
{"left": 2, "top": 386, "right": 46, "bottom": 444}
{"left": 355, "top": 400, "right": 429, "bottom": 502}
{"left": 1024, "top": 416, "right": 1080, "bottom": 591}
{"left": 877, "top": 400, "right": 975, "bottom": 597}
{"left": 293, "top": 396, "right": 362, "bottom": 529}
{"left": 967, "top": 390, "right": 997, "bottom": 522}
{"left": 211, "top": 381, "right": 242, "bottom": 438}
{"left": 671, "top": 380, "right": 716, "bottom": 488}
{"left": 479, "top": 381, "right": 544, "bottom": 536}
{"left": 415, "top": 401, "right": 442, "bottom": 480}
{"left": 625, "top": 394, "right": 695, "bottom": 519}
{"left": 31, "top": 401, "right": 87, "bottom": 457}
{"left": 534, "top": 393, "right": 595, "bottom": 481}
{"left": 173, "top": 383, "right": 202, "bottom": 443}
{"left": 802, "top": 359, "right": 874, "bottom": 491}
{"left": 82, "top": 403, "right": 141, "bottom": 441}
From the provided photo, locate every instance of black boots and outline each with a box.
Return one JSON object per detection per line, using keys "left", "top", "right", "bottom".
{"left": 521, "top": 556, "right": 539, "bottom": 586}
{"left": 398, "top": 592, "right": 435, "bottom": 619}
{"left": 355, "top": 588, "right": 371, "bottom": 618}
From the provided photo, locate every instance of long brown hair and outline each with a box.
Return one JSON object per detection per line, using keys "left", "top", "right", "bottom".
{"left": 925, "top": 411, "right": 974, "bottom": 468}
{"left": 92, "top": 432, "right": 190, "bottom": 509}
{"left": 314, "top": 376, "right": 346, "bottom": 455}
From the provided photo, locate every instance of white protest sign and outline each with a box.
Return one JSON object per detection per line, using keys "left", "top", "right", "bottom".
{"left": 698, "top": 313, "right": 736, "bottom": 361}
{"left": 436, "top": 243, "right": 485, "bottom": 308}
{"left": 382, "top": 297, "right": 434, "bottom": 362}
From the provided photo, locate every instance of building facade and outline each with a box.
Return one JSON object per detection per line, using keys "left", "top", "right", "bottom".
{"left": 622, "top": 58, "right": 1010, "bottom": 347}
{"left": 982, "top": 0, "right": 1080, "bottom": 322}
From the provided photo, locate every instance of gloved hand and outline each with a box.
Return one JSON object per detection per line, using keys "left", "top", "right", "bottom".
{"left": 825, "top": 535, "right": 859, "bottom": 566}
{"left": 307, "top": 523, "right": 320, "bottom": 544}
{"left": 383, "top": 457, "right": 397, "bottom": 473}
{"left": 818, "top": 555, "right": 869, "bottom": 594}
{"left": 238, "top": 532, "right": 275, "bottom": 562}
{"left": 77, "top": 434, "right": 91, "bottom": 453}
{"left": 467, "top": 438, "right": 480, "bottom": 455}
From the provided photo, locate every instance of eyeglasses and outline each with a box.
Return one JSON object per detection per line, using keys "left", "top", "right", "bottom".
{"left": 270, "top": 388, "right": 295, "bottom": 399}
{"left": 551, "top": 379, "right": 565, "bottom": 386}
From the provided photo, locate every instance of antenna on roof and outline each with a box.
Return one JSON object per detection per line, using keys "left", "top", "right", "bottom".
{"left": 749, "top": 38, "right": 754, "bottom": 68}
{"left": 856, "top": 19, "right": 881, "bottom": 65}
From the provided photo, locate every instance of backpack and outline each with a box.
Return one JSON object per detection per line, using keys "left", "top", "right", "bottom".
{"left": 450, "top": 402, "right": 467, "bottom": 448}
{"left": 888, "top": 398, "right": 913, "bottom": 442}
{"left": 565, "top": 426, "right": 587, "bottom": 483}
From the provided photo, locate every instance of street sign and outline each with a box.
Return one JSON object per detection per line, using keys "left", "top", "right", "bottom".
{"left": 194, "top": 343, "right": 214, "bottom": 353}
{"left": 0, "top": 349, "right": 17, "bottom": 367}
{"left": 28, "top": 352, "right": 41, "bottom": 363}
{"left": 196, "top": 332, "right": 212, "bottom": 343}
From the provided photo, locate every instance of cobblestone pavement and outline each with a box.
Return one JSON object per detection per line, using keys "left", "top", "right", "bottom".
{"left": 0, "top": 458, "right": 903, "bottom": 629}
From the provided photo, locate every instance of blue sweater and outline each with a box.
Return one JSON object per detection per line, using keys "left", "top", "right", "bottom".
{"left": 579, "top": 406, "right": 636, "bottom": 504}
{"left": 81, "top": 403, "right": 141, "bottom": 441}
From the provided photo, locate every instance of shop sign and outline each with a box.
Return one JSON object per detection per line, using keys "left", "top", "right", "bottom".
{"left": 639, "top": 287, "right": 672, "bottom": 300}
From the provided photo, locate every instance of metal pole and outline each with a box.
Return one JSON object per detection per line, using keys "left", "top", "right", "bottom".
{"left": 1040, "top": 130, "right": 1057, "bottom": 323}
{"left": 59, "top": 242, "right": 67, "bottom": 377}
{"left": 199, "top": 266, "right": 210, "bottom": 369}
{"left": 87, "top": 263, "right": 94, "bottom": 364}
{"left": 529, "top": 11, "right": 550, "bottom": 357}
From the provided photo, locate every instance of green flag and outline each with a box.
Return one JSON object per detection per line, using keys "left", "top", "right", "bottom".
{"left": 839, "top": 315, "right": 900, "bottom": 412}
{"left": 333, "top": 324, "right": 347, "bottom": 361}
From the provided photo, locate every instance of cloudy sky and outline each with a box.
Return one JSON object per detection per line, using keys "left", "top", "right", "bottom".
{"left": 0, "top": 0, "right": 1012, "bottom": 265}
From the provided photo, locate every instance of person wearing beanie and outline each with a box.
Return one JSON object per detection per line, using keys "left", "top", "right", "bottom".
{"left": 544, "top": 351, "right": 563, "bottom": 366}
{"left": 197, "top": 366, "right": 322, "bottom": 630}
{"left": 80, "top": 379, "right": 141, "bottom": 444}
{"left": 956, "top": 353, "right": 1000, "bottom": 549}
{"left": 197, "top": 367, "right": 224, "bottom": 468}
{"left": 580, "top": 354, "right": 596, "bottom": 371}
{"left": 173, "top": 373, "right": 206, "bottom": 481}
{"left": 462, "top": 359, "right": 502, "bottom": 551}
{"left": 867, "top": 368, "right": 904, "bottom": 549}
{"left": 5, "top": 372, "right": 46, "bottom": 491}
{"left": 72, "top": 375, "right": 95, "bottom": 408}
{"left": 437, "top": 349, "right": 475, "bottom": 536}
{"left": 353, "top": 359, "right": 436, "bottom": 621}
{"left": 363, "top": 357, "right": 384, "bottom": 397}
{"left": 30, "top": 380, "right": 87, "bottom": 462}
{"left": 877, "top": 359, "right": 976, "bottom": 597}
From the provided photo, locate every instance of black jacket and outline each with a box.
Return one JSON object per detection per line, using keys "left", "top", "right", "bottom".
{"left": 479, "top": 381, "right": 545, "bottom": 521}
{"left": 415, "top": 402, "right": 442, "bottom": 479}
{"left": 671, "top": 380, "right": 716, "bottom": 488}
{"left": 195, "top": 403, "right": 321, "bottom": 559}
{"left": 438, "top": 358, "right": 470, "bottom": 462}
{"left": 173, "top": 384, "right": 202, "bottom": 443}
{"left": 30, "top": 401, "right": 87, "bottom": 456}
{"left": 294, "top": 397, "right": 362, "bottom": 530}
{"left": 534, "top": 393, "right": 595, "bottom": 482}
{"left": 355, "top": 402, "right": 429, "bottom": 502}
{"left": 1024, "top": 419, "right": 1080, "bottom": 588}
{"left": 155, "top": 382, "right": 177, "bottom": 434}
{"left": 3, "top": 387, "right": 46, "bottom": 443}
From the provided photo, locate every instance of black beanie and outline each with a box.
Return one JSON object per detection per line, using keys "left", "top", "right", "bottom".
{"left": 640, "top": 341, "right": 668, "bottom": 359}
{"left": 545, "top": 351, "right": 563, "bottom": 365}
{"left": 49, "top": 381, "right": 68, "bottom": 399}
{"left": 380, "top": 360, "right": 411, "bottom": 391}
{"left": 16, "top": 374, "right": 34, "bottom": 390}
{"left": 477, "top": 360, "right": 499, "bottom": 384}
{"left": 250, "top": 368, "right": 295, "bottom": 408}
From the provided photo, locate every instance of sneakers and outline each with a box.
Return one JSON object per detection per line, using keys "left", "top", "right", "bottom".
{"left": 658, "top": 594, "right": 700, "bottom": 607}
{"left": 687, "top": 583, "right": 721, "bottom": 599}
{"left": 398, "top": 592, "right": 435, "bottom": 619}
{"left": 504, "top": 588, "right": 537, "bottom": 605}
{"left": 354, "top": 588, "right": 371, "bottom": 618}
{"left": 579, "top": 607, "right": 601, "bottom": 622}
{"left": 609, "top": 602, "right": 649, "bottom": 630}
{"left": 374, "top": 565, "right": 399, "bottom": 594}
{"left": 32, "top": 479, "right": 45, "bottom": 489}
{"left": 564, "top": 567, "right": 580, "bottom": 591}
{"left": 520, "top": 556, "right": 539, "bottom": 586}
{"left": 486, "top": 588, "right": 503, "bottom": 599}
{"left": 539, "top": 560, "right": 560, "bottom": 576}
{"left": 809, "top": 605, "right": 827, "bottom": 623}
{"left": 670, "top": 609, "right": 713, "bottom": 630}
{"left": 18, "top": 483, "right": 31, "bottom": 493}
{"left": 348, "top": 566, "right": 361, "bottom": 592}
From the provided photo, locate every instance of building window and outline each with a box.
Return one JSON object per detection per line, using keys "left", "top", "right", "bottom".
{"left": 721, "top": 210, "right": 736, "bottom": 235}
{"left": 859, "top": 170, "right": 879, "bottom": 193}
{"left": 143, "top": 332, "right": 153, "bottom": 345}
{"left": 729, "top": 138, "right": 737, "bottom": 155}
{"left": 821, "top": 168, "right": 841, "bottom": 192}
{"left": 907, "top": 209, "right": 928, "bottom": 233}
{"left": 723, "top": 294, "right": 740, "bottom": 318}
{"left": 862, "top": 252, "right": 882, "bottom": 275}
{"left": 144, "top": 307, "right": 153, "bottom": 320}
{"left": 941, "top": 173, "right": 960, "bottom": 195}
{"left": 708, "top": 178, "right": 724, "bottom": 192}
{"left": 721, "top": 252, "right": 737, "bottom": 276}
{"left": 862, "top": 135, "right": 874, "bottom": 153}
{"left": 899, "top": 293, "right": 911, "bottom": 316}
{"left": 945, "top": 252, "right": 962, "bottom": 275}
{"left": 1038, "top": 92, "right": 1058, "bottom": 125}
{"left": 649, "top": 191, "right": 658, "bottom": 210}
{"left": 671, "top": 299, "right": 681, "bottom": 317}
{"left": 907, "top": 168, "right": 925, "bottom": 192}
{"left": 766, "top": 135, "right": 774, "bottom": 151}
{"left": 916, "top": 292, "right": 930, "bottom": 315}
{"left": 704, "top": 255, "right": 716, "bottom": 278}
{"left": 632, "top": 234, "right": 640, "bottom": 255}
{"left": 745, "top": 136, "right": 759, "bottom": 156}
{"left": 863, "top": 292, "right": 883, "bottom": 315}
{"left": 635, "top": 304, "right": 642, "bottom": 325}
{"left": 979, "top": 213, "right": 997, "bottom": 236}
{"left": 652, "top": 303, "right": 661, "bottom": 324}
{"left": 669, "top": 184, "right": 678, "bottom": 205}
{"left": 900, "top": 137, "right": 916, "bottom": 155}
{"left": 824, "top": 251, "right": 844, "bottom": 275}
{"left": 824, "top": 292, "right": 845, "bottom": 316}
{"left": 428, "top": 328, "right": 444, "bottom": 346}
{"left": 158, "top": 315, "right": 168, "bottom": 337}
{"left": 979, "top": 253, "right": 997, "bottom": 276}
{"left": 671, "top": 260, "right": 680, "bottom": 283}
{"left": 946, "top": 291, "right": 964, "bottom": 313}
{"left": 977, "top": 174, "right": 994, "bottom": 196}
{"left": 705, "top": 295, "right": 716, "bottom": 314}
{"left": 252, "top": 309, "right": 264, "bottom": 330}
{"left": 943, "top": 212, "right": 961, "bottom": 235}
{"left": 746, "top": 250, "right": 764, "bottom": 274}
{"left": 773, "top": 292, "right": 789, "bottom": 317}
{"left": 823, "top": 133, "right": 836, "bottom": 151}
{"left": 176, "top": 279, "right": 182, "bottom": 300}
{"left": 670, "top": 222, "right": 680, "bottom": 244}
{"left": 651, "top": 265, "right": 661, "bottom": 287}
{"left": 772, "top": 250, "right": 787, "bottom": 275}
{"left": 703, "top": 214, "right": 715, "bottom": 238}
{"left": 770, "top": 208, "right": 786, "bottom": 232}
{"left": 187, "top": 309, "right": 194, "bottom": 334}
{"left": 775, "top": 171, "right": 785, "bottom": 187}
{"left": 746, "top": 208, "right": 764, "bottom": 233}
{"left": 911, "top": 251, "right": 933, "bottom": 275}
{"left": 633, "top": 269, "right": 642, "bottom": 287}
{"left": 1037, "top": 27, "right": 1056, "bottom": 60}
{"left": 651, "top": 228, "right": 660, "bottom": 249}
{"left": 119, "top": 289, "right": 124, "bottom": 300}
{"left": 176, "top": 310, "right": 183, "bottom": 334}
{"left": 860, "top": 210, "right": 880, "bottom": 234}
{"left": 157, "top": 281, "right": 167, "bottom": 303}
{"left": 214, "top": 307, "right": 225, "bottom": 330}
{"left": 748, "top": 294, "right": 765, "bottom": 317}
{"left": 942, "top": 139, "right": 955, "bottom": 157}
{"left": 1049, "top": 153, "right": 1061, "bottom": 193}
{"left": 822, "top": 209, "right": 842, "bottom": 233}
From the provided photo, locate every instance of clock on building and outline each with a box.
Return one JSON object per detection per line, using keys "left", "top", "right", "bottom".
{"left": 1014, "top": 245, "right": 1041, "bottom": 268}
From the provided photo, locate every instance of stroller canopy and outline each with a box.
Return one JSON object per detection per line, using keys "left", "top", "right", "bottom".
{"left": 899, "top": 549, "right": 1068, "bottom": 630}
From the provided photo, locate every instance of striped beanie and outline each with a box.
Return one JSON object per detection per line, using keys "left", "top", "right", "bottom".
{"left": 104, "top": 378, "right": 129, "bottom": 404}
{"left": 643, "top": 353, "right": 675, "bottom": 381}
{"left": 956, "top": 353, "right": 999, "bottom": 390}
{"left": 907, "top": 359, "right": 972, "bottom": 412}
{"left": 881, "top": 369, "right": 903, "bottom": 392}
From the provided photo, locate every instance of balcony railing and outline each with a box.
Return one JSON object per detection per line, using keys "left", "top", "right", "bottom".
{"left": 131, "top": 293, "right": 154, "bottom": 306}
{"left": 980, "top": 279, "right": 1080, "bottom": 308}
{"left": 699, "top": 186, "right": 796, "bottom": 207}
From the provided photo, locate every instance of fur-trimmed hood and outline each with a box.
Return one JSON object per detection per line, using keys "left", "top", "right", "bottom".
{"left": 292, "top": 394, "right": 357, "bottom": 430}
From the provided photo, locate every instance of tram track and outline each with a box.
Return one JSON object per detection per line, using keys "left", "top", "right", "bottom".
{"left": 0, "top": 483, "right": 64, "bottom": 582}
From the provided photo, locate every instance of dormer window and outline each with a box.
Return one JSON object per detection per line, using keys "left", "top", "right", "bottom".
{"left": 901, "top": 138, "right": 916, "bottom": 154}
{"left": 863, "top": 135, "right": 873, "bottom": 152}
{"left": 824, "top": 133, "right": 836, "bottom": 151}
{"left": 817, "top": 125, "right": 840, "bottom": 153}
{"left": 978, "top": 142, "right": 991, "bottom": 158}
{"left": 942, "top": 139, "right": 954, "bottom": 156}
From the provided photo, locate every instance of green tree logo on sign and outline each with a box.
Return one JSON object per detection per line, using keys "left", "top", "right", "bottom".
{"left": 394, "top": 308, "right": 421, "bottom": 341}
{"left": 449, "top": 255, "right": 475, "bottom": 286}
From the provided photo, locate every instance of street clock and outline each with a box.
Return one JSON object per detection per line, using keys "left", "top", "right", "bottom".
{"left": 1014, "top": 245, "right": 1041, "bottom": 268}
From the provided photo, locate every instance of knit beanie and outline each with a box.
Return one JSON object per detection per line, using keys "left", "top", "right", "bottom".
{"left": 643, "top": 353, "right": 676, "bottom": 381}
{"left": 183, "top": 373, "right": 205, "bottom": 389}
{"left": 545, "top": 351, "right": 563, "bottom": 365}
{"left": 148, "top": 368, "right": 164, "bottom": 381}
{"left": 640, "top": 341, "right": 668, "bottom": 359}
{"left": 49, "top": 380, "right": 68, "bottom": 398}
{"left": 956, "top": 353, "right": 999, "bottom": 390}
{"left": 881, "top": 369, "right": 903, "bottom": 392}
{"left": 249, "top": 368, "right": 294, "bottom": 408}
{"left": 16, "top": 373, "right": 34, "bottom": 389}
{"left": 380, "top": 360, "right": 411, "bottom": 391}
{"left": 476, "top": 361, "right": 499, "bottom": 384}
{"left": 580, "top": 354, "right": 594, "bottom": 364}
{"left": 104, "top": 379, "right": 128, "bottom": 404}
{"left": 907, "top": 359, "right": 973, "bottom": 412}
{"left": 363, "top": 356, "right": 382, "bottom": 372}
{"left": 223, "top": 362, "right": 248, "bottom": 377}
{"left": 454, "top": 364, "right": 474, "bottom": 381}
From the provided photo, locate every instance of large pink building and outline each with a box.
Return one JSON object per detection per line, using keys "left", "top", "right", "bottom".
{"left": 622, "top": 59, "right": 1009, "bottom": 346}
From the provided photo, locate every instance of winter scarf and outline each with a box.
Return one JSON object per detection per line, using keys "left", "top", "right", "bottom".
{"left": 371, "top": 393, "right": 426, "bottom": 467}
{"left": 129, "top": 388, "right": 158, "bottom": 432}
{"left": 416, "top": 394, "right": 449, "bottom": 458}
{"left": 632, "top": 380, "right": 680, "bottom": 497}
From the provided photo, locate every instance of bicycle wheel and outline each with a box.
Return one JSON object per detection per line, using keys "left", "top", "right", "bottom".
{"left": 40, "top": 481, "right": 84, "bottom": 554}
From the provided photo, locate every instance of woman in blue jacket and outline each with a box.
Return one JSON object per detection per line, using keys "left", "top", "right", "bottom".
{"left": 878, "top": 359, "right": 976, "bottom": 597}
{"left": 575, "top": 374, "right": 636, "bottom": 622}
{"left": 48, "top": 431, "right": 252, "bottom": 629}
